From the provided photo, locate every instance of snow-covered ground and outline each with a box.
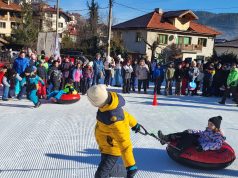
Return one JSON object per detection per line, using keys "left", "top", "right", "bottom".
{"left": 0, "top": 87, "right": 237, "bottom": 178}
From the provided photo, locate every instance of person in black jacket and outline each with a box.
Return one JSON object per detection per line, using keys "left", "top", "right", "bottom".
{"left": 48, "top": 60, "right": 62, "bottom": 92}
{"left": 212, "top": 63, "right": 228, "bottom": 97}
{"left": 60, "top": 56, "right": 73, "bottom": 89}
{"left": 37, "top": 60, "right": 47, "bottom": 98}
{"left": 174, "top": 63, "right": 184, "bottom": 96}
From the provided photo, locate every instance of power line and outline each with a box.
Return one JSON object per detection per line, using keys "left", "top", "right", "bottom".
{"left": 114, "top": 1, "right": 238, "bottom": 13}
{"left": 66, "top": 6, "right": 109, "bottom": 12}
{"left": 114, "top": 2, "right": 149, "bottom": 13}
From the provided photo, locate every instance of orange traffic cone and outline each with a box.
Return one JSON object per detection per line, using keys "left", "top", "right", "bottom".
{"left": 152, "top": 92, "right": 158, "bottom": 106}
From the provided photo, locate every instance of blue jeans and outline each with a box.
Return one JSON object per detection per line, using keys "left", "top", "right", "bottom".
{"left": 92, "top": 73, "right": 101, "bottom": 85}
{"left": 2, "top": 85, "right": 10, "bottom": 100}
{"left": 115, "top": 69, "right": 121, "bottom": 86}
{"left": 28, "top": 90, "right": 39, "bottom": 105}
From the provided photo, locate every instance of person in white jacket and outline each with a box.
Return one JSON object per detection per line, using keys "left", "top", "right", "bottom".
{"left": 136, "top": 59, "right": 149, "bottom": 94}
{"left": 104, "top": 56, "right": 112, "bottom": 86}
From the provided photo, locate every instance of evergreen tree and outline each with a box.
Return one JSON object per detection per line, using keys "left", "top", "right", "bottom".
{"left": 87, "top": 0, "right": 99, "bottom": 37}
{"left": 12, "top": 2, "right": 39, "bottom": 48}
{"left": 61, "top": 34, "right": 75, "bottom": 49}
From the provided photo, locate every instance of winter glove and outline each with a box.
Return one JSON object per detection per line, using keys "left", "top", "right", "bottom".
{"left": 131, "top": 123, "right": 141, "bottom": 133}
{"left": 127, "top": 165, "right": 138, "bottom": 178}
{"left": 196, "top": 145, "right": 203, "bottom": 152}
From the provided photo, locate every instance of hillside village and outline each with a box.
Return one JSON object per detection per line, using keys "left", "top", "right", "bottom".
{"left": 0, "top": 0, "right": 237, "bottom": 63}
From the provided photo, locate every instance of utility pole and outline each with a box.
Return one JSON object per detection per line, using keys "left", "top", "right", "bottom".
{"left": 107, "top": 0, "right": 113, "bottom": 57}
{"left": 55, "top": 0, "right": 60, "bottom": 43}
{"left": 56, "top": 0, "right": 60, "bottom": 34}
{"left": 55, "top": 0, "right": 60, "bottom": 57}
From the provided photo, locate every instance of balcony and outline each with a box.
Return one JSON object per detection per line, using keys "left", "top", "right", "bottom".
{"left": 10, "top": 17, "right": 21, "bottom": 22}
{"left": 0, "top": 15, "right": 8, "bottom": 21}
{"left": 176, "top": 44, "right": 202, "bottom": 53}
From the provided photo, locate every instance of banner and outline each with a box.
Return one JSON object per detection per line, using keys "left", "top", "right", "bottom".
{"left": 37, "top": 32, "right": 60, "bottom": 58}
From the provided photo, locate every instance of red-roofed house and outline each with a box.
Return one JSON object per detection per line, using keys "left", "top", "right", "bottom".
{"left": 0, "top": 0, "right": 21, "bottom": 37}
{"left": 32, "top": 3, "right": 73, "bottom": 42}
{"left": 112, "top": 8, "right": 221, "bottom": 61}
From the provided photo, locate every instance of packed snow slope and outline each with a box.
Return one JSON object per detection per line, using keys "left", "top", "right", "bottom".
{"left": 0, "top": 87, "right": 237, "bottom": 178}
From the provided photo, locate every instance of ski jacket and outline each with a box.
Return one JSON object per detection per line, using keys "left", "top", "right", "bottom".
{"left": 13, "top": 57, "right": 30, "bottom": 75}
{"left": 95, "top": 92, "right": 137, "bottom": 167}
{"left": 174, "top": 68, "right": 184, "bottom": 82}
{"left": 83, "top": 66, "right": 93, "bottom": 79}
{"left": 72, "top": 68, "right": 82, "bottom": 82}
{"left": 191, "top": 128, "right": 225, "bottom": 151}
{"left": 60, "top": 62, "right": 72, "bottom": 78}
{"left": 122, "top": 65, "right": 133, "bottom": 79}
{"left": 22, "top": 75, "right": 44, "bottom": 93}
{"left": 63, "top": 84, "right": 77, "bottom": 94}
{"left": 165, "top": 67, "right": 175, "bottom": 80}
{"left": 0, "top": 71, "right": 4, "bottom": 84}
{"left": 93, "top": 59, "right": 104, "bottom": 75}
{"left": 136, "top": 64, "right": 149, "bottom": 80}
{"left": 227, "top": 68, "right": 238, "bottom": 87}
{"left": 48, "top": 66, "right": 62, "bottom": 83}
{"left": 37, "top": 66, "right": 47, "bottom": 80}
{"left": 188, "top": 67, "right": 200, "bottom": 81}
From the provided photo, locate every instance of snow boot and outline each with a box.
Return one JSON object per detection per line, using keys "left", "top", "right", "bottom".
{"left": 218, "top": 101, "right": 225, "bottom": 105}
{"left": 158, "top": 130, "right": 169, "bottom": 145}
{"left": 34, "top": 101, "right": 42, "bottom": 108}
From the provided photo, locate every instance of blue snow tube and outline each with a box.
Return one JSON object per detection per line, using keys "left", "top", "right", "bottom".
{"left": 188, "top": 80, "right": 197, "bottom": 91}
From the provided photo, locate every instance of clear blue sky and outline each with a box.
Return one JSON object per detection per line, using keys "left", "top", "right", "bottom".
{"left": 49, "top": 0, "right": 238, "bottom": 23}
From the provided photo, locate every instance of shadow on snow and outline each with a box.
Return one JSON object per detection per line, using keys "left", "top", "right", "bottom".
{"left": 45, "top": 148, "right": 237, "bottom": 178}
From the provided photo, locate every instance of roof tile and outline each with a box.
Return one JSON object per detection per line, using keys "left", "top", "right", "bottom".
{"left": 113, "top": 10, "right": 221, "bottom": 36}
{"left": 0, "top": 0, "right": 21, "bottom": 12}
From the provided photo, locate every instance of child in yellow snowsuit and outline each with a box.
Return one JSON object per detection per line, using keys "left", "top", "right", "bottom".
{"left": 87, "top": 84, "right": 140, "bottom": 178}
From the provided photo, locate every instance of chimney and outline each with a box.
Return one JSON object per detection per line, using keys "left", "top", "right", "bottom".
{"left": 155, "top": 8, "right": 163, "bottom": 14}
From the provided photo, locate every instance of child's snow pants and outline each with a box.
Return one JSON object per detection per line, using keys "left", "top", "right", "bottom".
{"left": 28, "top": 90, "right": 39, "bottom": 105}
{"left": 167, "top": 131, "right": 199, "bottom": 152}
{"left": 95, "top": 153, "right": 127, "bottom": 178}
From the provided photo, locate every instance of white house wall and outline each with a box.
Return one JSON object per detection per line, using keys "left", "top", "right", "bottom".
{"left": 121, "top": 30, "right": 147, "bottom": 54}
{"left": 43, "top": 13, "right": 68, "bottom": 33}
{"left": 145, "top": 31, "right": 214, "bottom": 60}
{"left": 0, "top": 20, "right": 12, "bottom": 36}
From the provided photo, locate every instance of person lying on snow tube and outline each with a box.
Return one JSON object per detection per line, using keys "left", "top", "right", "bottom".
{"left": 157, "top": 116, "right": 225, "bottom": 156}
{"left": 47, "top": 79, "right": 77, "bottom": 103}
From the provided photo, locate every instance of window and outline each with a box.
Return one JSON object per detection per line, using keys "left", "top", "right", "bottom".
{"left": 135, "top": 32, "right": 142, "bottom": 42}
{"left": 47, "top": 13, "right": 53, "bottom": 18}
{"left": 49, "top": 21, "right": 53, "bottom": 28}
{"left": 176, "top": 36, "right": 191, "bottom": 45}
{"left": 11, "top": 22, "right": 16, "bottom": 29}
{"left": 198, "top": 38, "right": 207, "bottom": 47}
{"left": 58, "top": 23, "right": 63, "bottom": 28}
{"left": 183, "top": 37, "right": 191, "bottom": 45}
{"left": 158, "top": 34, "right": 168, "bottom": 44}
{"left": 0, "top": 22, "right": 6, "bottom": 29}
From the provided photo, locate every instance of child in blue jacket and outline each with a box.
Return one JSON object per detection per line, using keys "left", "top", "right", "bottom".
{"left": 22, "top": 67, "right": 44, "bottom": 108}
{"left": 153, "top": 63, "right": 164, "bottom": 94}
